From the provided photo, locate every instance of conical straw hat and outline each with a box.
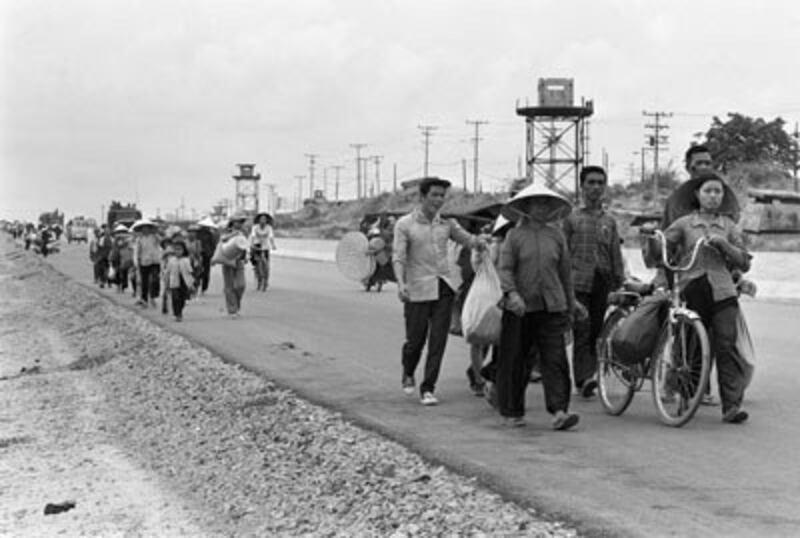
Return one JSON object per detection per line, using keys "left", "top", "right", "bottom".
{"left": 197, "top": 216, "right": 216, "bottom": 228}
{"left": 131, "top": 218, "right": 156, "bottom": 232}
{"left": 500, "top": 183, "right": 572, "bottom": 223}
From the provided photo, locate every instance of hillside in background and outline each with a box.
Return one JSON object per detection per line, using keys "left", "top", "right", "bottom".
{"left": 275, "top": 164, "right": 799, "bottom": 250}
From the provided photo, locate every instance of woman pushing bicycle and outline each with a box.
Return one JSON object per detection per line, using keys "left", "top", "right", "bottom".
{"left": 658, "top": 171, "right": 752, "bottom": 424}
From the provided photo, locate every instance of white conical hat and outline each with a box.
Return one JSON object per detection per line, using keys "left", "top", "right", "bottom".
{"left": 500, "top": 183, "right": 572, "bottom": 223}
{"left": 112, "top": 223, "right": 129, "bottom": 234}
{"left": 197, "top": 216, "right": 216, "bottom": 228}
{"left": 131, "top": 218, "right": 156, "bottom": 231}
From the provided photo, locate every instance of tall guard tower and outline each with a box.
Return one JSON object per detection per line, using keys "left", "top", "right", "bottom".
{"left": 516, "top": 78, "right": 593, "bottom": 200}
{"left": 233, "top": 163, "right": 261, "bottom": 215}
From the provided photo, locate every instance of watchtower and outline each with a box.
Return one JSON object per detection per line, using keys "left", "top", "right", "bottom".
{"left": 516, "top": 78, "right": 593, "bottom": 200}
{"left": 233, "top": 163, "right": 261, "bottom": 214}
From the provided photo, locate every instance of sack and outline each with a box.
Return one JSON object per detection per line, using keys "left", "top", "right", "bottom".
{"left": 210, "top": 241, "right": 236, "bottom": 267}
{"left": 610, "top": 295, "right": 669, "bottom": 365}
{"left": 735, "top": 309, "right": 756, "bottom": 389}
{"left": 221, "top": 235, "right": 249, "bottom": 258}
{"left": 460, "top": 251, "right": 503, "bottom": 346}
{"left": 107, "top": 265, "right": 116, "bottom": 281}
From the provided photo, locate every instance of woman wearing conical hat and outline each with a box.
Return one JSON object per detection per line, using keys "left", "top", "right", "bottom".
{"left": 217, "top": 213, "right": 249, "bottom": 318}
{"left": 496, "top": 183, "right": 581, "bottom": 431}
{"left": 662, "top": 171, "right": 752, "bottom": 424}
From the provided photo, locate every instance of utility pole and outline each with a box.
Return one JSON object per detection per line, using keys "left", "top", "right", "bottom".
{"left": 418, "top": 125, "right": 437, "bottom": 177}
{"left": 330, "top": 165, "right": 344, "bottom": 202}
{"left": 466, "top": 119, "right": 488, "bottom": 193}
{"left": 393, "top": 163, "right": 398, "bottom": 193}
{"left": 640, "top": 147, "right": 647, "bottom": 183}
{"left": 370, "top": 155, "right": 383, "bottom": 194}
{"left": 304, "top": 153, "right": 319, "bottom": 198}
{"left": 350, "top": 144, "right": 367, "bottom": 199}
{"left": 643, "top": 110, "right": 673, "bottom": 202}
{"left": 792, "top": 122, "right": 799, "bottom": 192}
{"left": 294, "top": 175, "right": 305, "bottom": 210}
{"left": 461, "top": 159, "right": 468, "bottom": 191}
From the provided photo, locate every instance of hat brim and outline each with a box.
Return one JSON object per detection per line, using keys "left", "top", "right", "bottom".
{"left": 500, "top": 187, "right": 572, "bottom": 223}
{"left": 131, "top": 220, "right": 156, "bottom": 232}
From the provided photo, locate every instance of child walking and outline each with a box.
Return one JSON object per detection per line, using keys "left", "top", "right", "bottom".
{"left": 165, "top": 239, "right": 196, "bottom": 322}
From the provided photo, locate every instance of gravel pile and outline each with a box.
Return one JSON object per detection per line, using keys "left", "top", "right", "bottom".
{"left": 3, "top": 241, "right": 578, "bottom": 537}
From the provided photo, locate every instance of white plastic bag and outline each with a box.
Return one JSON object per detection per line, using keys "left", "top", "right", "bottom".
{"left": 461, "top": 250, "right": 503, "bottom": 345}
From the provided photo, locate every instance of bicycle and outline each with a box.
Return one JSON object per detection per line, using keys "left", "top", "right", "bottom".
{"left": 596, "top": 230, "right": 711, "bottom": 427}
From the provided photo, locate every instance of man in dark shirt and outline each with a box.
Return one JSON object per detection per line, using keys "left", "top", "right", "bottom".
{"left": 563, "top": 166, "right": 624, "bottom": 398}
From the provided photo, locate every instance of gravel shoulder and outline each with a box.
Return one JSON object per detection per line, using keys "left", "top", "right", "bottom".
{"left": 0, "top": 237, "right": 578, "bottom": 537}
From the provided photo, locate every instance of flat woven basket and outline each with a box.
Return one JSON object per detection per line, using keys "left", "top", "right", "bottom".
{"left": 335, "top": 231, "right": 375, "bottom": 281}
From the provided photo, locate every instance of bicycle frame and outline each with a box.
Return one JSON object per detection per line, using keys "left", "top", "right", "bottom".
{"left": 596, "top": 230, "right": 712, "bottom": 426}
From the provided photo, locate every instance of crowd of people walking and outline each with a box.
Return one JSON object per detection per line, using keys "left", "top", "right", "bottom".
{"left": 83, "top": 212, "right": 277, "bottom": 322}
{"left": 392, "top": 144, "right": 755, "bottom": 430}
{"left": 14, "top": 141, "right": 754, "bottom": 431}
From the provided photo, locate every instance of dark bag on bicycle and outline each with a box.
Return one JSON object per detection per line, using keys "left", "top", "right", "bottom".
{"left": 611, "top": 295, "right": 669, "bottom": 365}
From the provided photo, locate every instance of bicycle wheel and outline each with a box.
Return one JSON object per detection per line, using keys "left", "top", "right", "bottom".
{"left": 651, "top": 312, "right": 710, "bottom": 427}
{"left": 596, "top": 307, "right": 637, "bottom": 416}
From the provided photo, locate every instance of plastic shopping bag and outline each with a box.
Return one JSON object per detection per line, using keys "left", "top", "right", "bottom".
{"left": 107, "top": 265, "right": 116, "bottom": 281}
{"left": 460, "top": 251, "right": 503, "bottom": 346}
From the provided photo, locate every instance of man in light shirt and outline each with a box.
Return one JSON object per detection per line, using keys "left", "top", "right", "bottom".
{"left": 393, "top": 177, "right": 485, "bottom": 406}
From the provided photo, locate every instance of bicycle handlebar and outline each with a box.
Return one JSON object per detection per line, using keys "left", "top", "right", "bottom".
{"left": 648, "top": 230, "right": 706, "bottom": 273}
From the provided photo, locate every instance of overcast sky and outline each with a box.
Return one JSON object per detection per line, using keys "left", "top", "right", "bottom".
{"left": 2, "top": 0, "right": 799, "bottom": 221}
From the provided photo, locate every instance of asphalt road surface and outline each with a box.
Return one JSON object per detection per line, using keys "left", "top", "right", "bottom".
{"left": 48, "top": 244, "right": 800, "bottom": 538}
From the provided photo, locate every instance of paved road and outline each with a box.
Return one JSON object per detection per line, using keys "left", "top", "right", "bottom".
{"left": 49, "top": 244, "right": 800, "bottom": 538}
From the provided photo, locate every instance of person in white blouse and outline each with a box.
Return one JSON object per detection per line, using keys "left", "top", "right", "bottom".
{"left": 249, "top": 212, "right": 277, "bottom": 292}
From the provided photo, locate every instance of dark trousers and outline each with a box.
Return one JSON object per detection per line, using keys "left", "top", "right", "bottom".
{"left": 139, "top": 264, "right": 161, "bottom": 302}
{"left": 682, "top": 277, "right": 745, "bottom": 414}
{"left": 201, "top": 255, "right": 212, "bottom": 292}
{"left": 402, "top": 279, "right": 455, "bottom": 395}
{"left": 171, "top": 280, "right": 189, "bottom": 317}
{"left": 497, "top": 310, "right": 571, "bottom": 417}
{"left": 222, "top": 264, "right": 246, "bottom": 314}
{"left": 573, "top": 271, "right": 613, "bottom": 388}
{"left": 116, "top": 266, "right": 130, "bottom": 292}
{"left": 93, "top": 259, "right": 108, "bottom": 284}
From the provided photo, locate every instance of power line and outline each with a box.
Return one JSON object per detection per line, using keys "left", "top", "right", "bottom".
{"left": 330, "top": 164, "right": 345, "bottom": 202}
{"left": 294, "top": 175, "right": 305, "bottom": 211}
{"left": 369, "top": 155, "right": 383, "bottom": 195}
{"left": 466, "top": 119, "right": 489, "bottom": 192}
{"left": 643, "top": 110, "right": 673, "bottom": 201}
{"left": 418, "top": 125, "right": 438, "bottom": 177}
{"left": 304, "top": 153, "right": 319, "bottom": 198}
{"left": 349, "top": 143, "right": 367, "bottom": 199}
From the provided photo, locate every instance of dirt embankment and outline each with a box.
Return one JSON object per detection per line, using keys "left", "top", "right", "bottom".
{"left": 0, "top": 238, "right": 577, "bottom": 537}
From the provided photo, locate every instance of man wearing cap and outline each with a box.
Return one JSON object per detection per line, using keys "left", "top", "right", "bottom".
{"left": 393, "top": 177, "right": 486, "bottom": 406}
{"left": 563, "top": 165, "right": 624, "bottom": 399}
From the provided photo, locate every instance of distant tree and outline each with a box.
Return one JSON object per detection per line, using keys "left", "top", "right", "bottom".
{"left": 703, "top": 113, "right": 795, "bottom": 171}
